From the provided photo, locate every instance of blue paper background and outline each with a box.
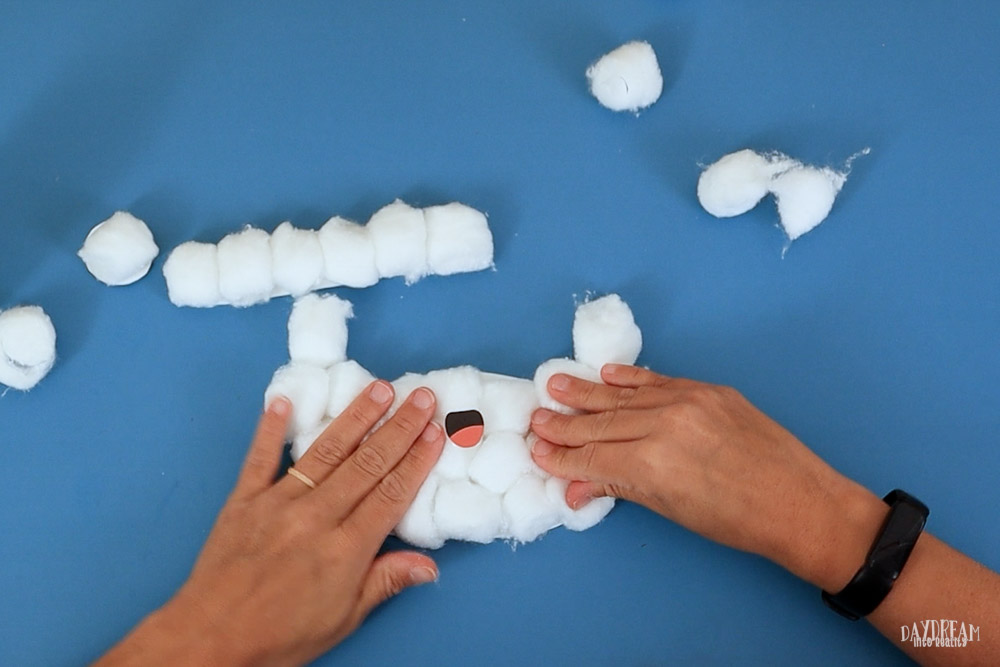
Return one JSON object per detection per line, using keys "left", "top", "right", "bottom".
{"left": 1, "top": 2, "right": 997, "bottom": 664}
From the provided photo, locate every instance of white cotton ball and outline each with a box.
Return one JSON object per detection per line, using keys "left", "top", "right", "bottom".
{"left": 423, "top": 203, "right": 494, "bottom": 276}
{"left": 573, "top": 294, "right": 642, "bottom": 370}
{"left": 503, "top": 474, "right": 560, "bottom": 543}
{"left": 697, "top": 149, "right": 797, "bottom": 218}
{"left": 264, "top": 363, "right": 330, "bottom": 438}
{"left": 270, "top": 222, "right": 324, "bottom": 296}
{"left": 367, "top": 199, "right": 428, "bottom": 284}
{"left": 434, "top": 442, "right": 478, "bottom": 481}
{"left": 586, "top": 40, "right": 663, "bottom": 113}
{"left": 533, "top": 358, "right": 602, "bottom": 414}
{"left": 768, "top": 165, "right": 846, "bottom": 240}
{"left": 545, "top": 477, "right": 615, "bottom": 531}
{"left": 162, "top": 241, "right": 221, "bottom": 307}
{"left": 317, "top": 216, "right": 379, "bottom": 288}
{"left": 0, "top": 306, "right": 57, "bottom": 391}
{"left": 287, "top": 294, "right": 353, "bottom": 367}
{"left": 327, "top": 360, "right": 375, "bottom": 418}
{"left": 291, "top": 418, "right": 331, "bottom": 462}
{"left": 481, "top": 375, "right": 538, "bottom": 435}
{"left": 78, "top": 211, "right": 159, "bottom": 286}
{"left": 468, "top": 432, "right": 534, "bottom": 494}
{"left": 420, "top": 366, "right": 483, "bottom": 425}
{"left": 217, "top": 227, "right": 274, "bottom": 307}
{"left": 434, "top": 480, "right": 503, "bottom": 544}
{"left": 395, "top": 475, "right": 445, "bottom": 549}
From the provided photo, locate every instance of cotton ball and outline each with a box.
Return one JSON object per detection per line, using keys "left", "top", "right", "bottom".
{"left": 423, "top": 203, "right": 494, "bottom": 275}
{"left": 291, "top": 418, "right": 331, "bottom": 462}
{"left": 317, "top": 216, "right": 379, "bottom": 288}
{"left": 481, "top": 375, "right": 538, "bottom": 434}
{"left": 573, "top": 294, "right": 642, "bottom": 370}
{"left": 533, "top": 358, "right": 602, "bottom": 414}
{"left": 367, "top": 199, "right": 428, "bottom": 283}
{"left": 545, "top": 477, "right": 615, "bottom": 531}
{"left": 503, "top": 474, "right": 560, "bottom": 543}
{"left": 768, "top": 165, "right": 846, "bottom": 240}
{"left": 395, "top": 475, "right": 445, "bottom": 549}
{"left": 288, "top": 294, "right": 352, "bottom": 367}
{"left": 327, "top": 360, "right": 375, "bottom": 418}
{"left": 434, "top": 442, "right": 478, "bottom": 481}
{"left": 697, "top": 149, "right": 797, "bottom": 218}
{"left": 468, "top": 432, "right": 534, "bottom": 494}
{"left": 78, "top": 211, "right": 159, "bottom": 286}
{"left": 0, "top": 306, "right": 57, "bottom": 391}
{"left": 270, "top": 222, "right": 324, "bottom": 296}
{"left": 420, "top": 366, "right": 483, "bottom": 425}
{"left": 586, "top": 40, "right": 663, "bottom": 113}
{"left": 434, "top": 480, "right": 503, "bottom": 544}
{"left": 217, "top": 227, "right": 274, "bottom": 307}
{"left": 264, "top": 363, "right": 330, "bottom": 438}
{"left": 162, "top": 242, "right": 221, "bottom": 307}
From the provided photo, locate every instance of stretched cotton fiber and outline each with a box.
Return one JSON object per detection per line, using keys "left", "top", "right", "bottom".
{"left": 533, "top": 358, "right": 602, "bottom": 414}
{"left": 769, "top": 165, "right": 846, "bottom": 240}
{"left": 545, "top": 477, "right": 615, "bottom": 531}
{"left": 326, "top": 360, "right": 375, "bottom": 418}
{"left": 424, "top": 203, "right": 494, "bottom": 275}
{"left": 697, "top": 149, "right": 796, "bottom": 218}
{"left": 434, "top": 480, "right": 504, "bottom": 544}
{"left": 586, "top": 40, "right": 663, "bottom": 113}
{"left": 481, "top": 375, "right": 538, "bottom": 434}
{"left": 503, "top": 474, "right": 560, "bottom": 543}
{"left": 78, "top": 211, "right": 160, "bottom": 286}
{"left": 264, "top": 363, "right": 330, "bottom": 438}
{"left": 395, "top": 475, "right": 445, "bottom": 549}
{"left": 270, "top": 222, "right": 324, "bottom": 296}
{"left": 573, "top": 294, "right": 642, "bottom": 369}
{"left": 288, "top": 294, "right": 352, "bottom": 367}
{"left": 162, "top": 241, "right": 221, "bottom": 307}
{"left": 0, "top": 306, "right": 57, "bottom": 391}
{"left": 367, "top": 199, "right": 428, "bottom": 283}
{"left": 291, "top": 418, "right": 331, "bottom": 462}
{"left": 468, "top": 432, "right": 534, "bottom": 494}
{"left": 317, "top": 216, "right": 379, "bottom": 288}
{"left": 217, "top": 227, "right": 274, "bottom": 307}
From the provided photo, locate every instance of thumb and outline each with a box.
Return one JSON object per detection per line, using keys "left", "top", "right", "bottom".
{"left": 355, "top": 551, "right": 438, "bottom": 620}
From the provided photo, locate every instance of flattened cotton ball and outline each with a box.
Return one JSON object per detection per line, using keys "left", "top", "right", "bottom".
{"left": 533, "top": 358, "right": 601, "bottom": 414}
{"left": 162, "top": 241, "right": 221, "bottom": 307}
{"left": 367, "top": 199, "right": 428, "bottom": 283}
{"left": 264, "top": 363, "right": 330, "bottom": 438}
{"left": 270, "top": 222, "right": 324, "bottom": 296}
{"left": 217, "top": 227, "right": 274, "bottom": 307}
{"left": 503, "top": 474, "right": 560, "bottom": 543}
{"left": 0, "top": 306, "right": 57, "bottom": 391}
{"left": 468, "top": 432, "right": 534, "bottom": 494}
{"left": 769, "top": 165, "right": 846, "bottom": 240}
{"left": 317, "top": 216, "right": 379, "bottom": 288}
{"left": 435, "top": 480, "right": 503, "bottom": 544}
{"left": 327, "top": 360, "right": 375, "bottom": 418}
{"left": 697, "top": 149, "right": 796, "bottom": 218}
{"left": 586, "top": 40, "right": 663, "bottom": 113}
{"left": 545, "top": 477, "right": 615, "bottom": 531}
{"left": 291, "top": 418, "right": 331, "bottom": 461}
{"left": 78, "top": 211, "right": 159, "bottom": 286}
{"left": 288, "top": 293, "right": 353, "bottom": 367}
{"left": 481, "top": 375, "right": 538, "bottom": 434}
{"left": 424, "top": 203, "right": 494, "bottom": 275}
{"left": 395, "top": 475, "right": 445, "bottom": 549}
{"left": 573, "top": 294, "right": 642, "bottom": 369}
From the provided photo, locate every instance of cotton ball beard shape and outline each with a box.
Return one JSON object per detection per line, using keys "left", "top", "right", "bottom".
{"left": 78, "top": 211, "right": 159, "bottom": 286}
{"left": 0, "top": 306, "right": 57, "bottom": 391}
{"left": 573, "top": 294, "right": 642, "bottom": 370}
{"left": 270, "top": 222, "right": 324, "bottom": 297}
{"left": 697, "top": 149, "right": 796, "bottom": 218}
{"left": 769, "top": 166, "right": 846, "bottom": 240}
{"left": 587, "top": 40, "right": 663, "bottom": 113}
{"left": 162, "top": 242, "right": 221, "bottom": 307}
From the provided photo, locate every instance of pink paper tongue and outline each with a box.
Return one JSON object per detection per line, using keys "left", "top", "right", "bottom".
{"left": 450, "top": 425, "right": 484, "bottom": 448}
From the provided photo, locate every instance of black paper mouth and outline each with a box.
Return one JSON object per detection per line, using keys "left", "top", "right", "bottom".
{"left": 444, "top": 410, "right": 484, "bottom": 448}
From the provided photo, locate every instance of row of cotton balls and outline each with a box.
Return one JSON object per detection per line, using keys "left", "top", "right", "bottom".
{"left": 163, "top": 200, "right": 493, "bottom": 308}
{"left": 0, "top": 306, "right": 57, "bottom": 391}
{"left": 698, "top": 148, "right": 869, "bottom": 240}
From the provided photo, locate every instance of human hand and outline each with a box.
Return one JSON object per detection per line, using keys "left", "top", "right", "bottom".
{"left": 528, "top": 364, "right": 888, "bottom": 592}
{"left": 98, "top": 381, "right": 445, "bottom": 667}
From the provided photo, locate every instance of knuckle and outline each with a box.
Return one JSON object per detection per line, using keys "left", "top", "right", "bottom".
{"left": 352, "top": 444, "right": 390, "bottom": 478}
{"left": 591, "top": 409, "right": 617, "bottom": 440}
{"left": 311, "top": 436, "right": 348, "bottom": 468}
{"left": 388, "top": 408, "right": 424, "bottom": 437}
{"left": 612, "top": 388, "right": 636, "bottom": 411}
{"left": 580, "top": 444, "right": 599, "bottom": 474}
{"left": 375, "top": 472, "right": 410, "bottom": 507}
{"left": 342, "top": 403, "right": 375, "bottom": 432}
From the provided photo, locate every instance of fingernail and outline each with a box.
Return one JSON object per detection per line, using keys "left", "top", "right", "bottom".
{"left": 532, "top": 439, "right": 555, "bottom": 457}
{"left": 420, "top": 421, "right": 442, "bottom": 442}
{"left": 603, "top": 364, "right": 623, "bottom": 376}
{"left": 411, "top": 388, "right": 434, "bottom": 410}
{"left": 410, "top": 566, "right": 438, "bottom": 585}
{"left": 532, "top": 409, "right": 553, "bottom": 424}
{"left": 369, "top": 381, "right": 393, "bottom": 404}
{"left": 550, "top": 374, "right": 570, "bottom": 392}
{"left": 570, "top": 495, "right": 594, "bottom": 510}
{"left": 270, "top": 396, "right": 291, "bottom": 417}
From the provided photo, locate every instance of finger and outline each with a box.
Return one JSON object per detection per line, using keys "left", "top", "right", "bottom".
{"left": 530, "top": 438, "right": 628, "bottom": 485}
{"left": 280, "top": 381, "right": 394, "bottom": 497}
{"left": 314, "top": 388, "right": 436, "bottom": 520}
{"left": 350, "top": 551, "right": 438, "bottom": 627}
{"left": 601, "top": 364, "right": 691, "bottom": 389}
{"left": 565, "top": 480, "right": 609, "bottom": 510}
{"left": 233, "top": 397, "right": 292, "bottom": 499}
{"left": 544, "top": 372, "right": 681, "bottom": 413}
{"left": 530, "top": 407, "right": 652, "bottom": 447}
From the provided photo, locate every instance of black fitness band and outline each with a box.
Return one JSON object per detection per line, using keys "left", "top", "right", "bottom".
{"left": 822, "top": 489, "right": 929, "bottom": 621}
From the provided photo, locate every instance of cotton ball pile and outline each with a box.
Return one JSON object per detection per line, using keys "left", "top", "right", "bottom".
{"left": 162, "top": 199, "right": 494, "bottom": 308}
{"left": 78, "top": 211, "right": 159, "bottom": 286}
{"left": 698, "top": 148, "right": 865, "bottom": 241}
{"left": 586, "top": 40, "right": 663, "bottom": 113}
{"left": 0, "top": 306, "right": 57, "bottom": 391}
